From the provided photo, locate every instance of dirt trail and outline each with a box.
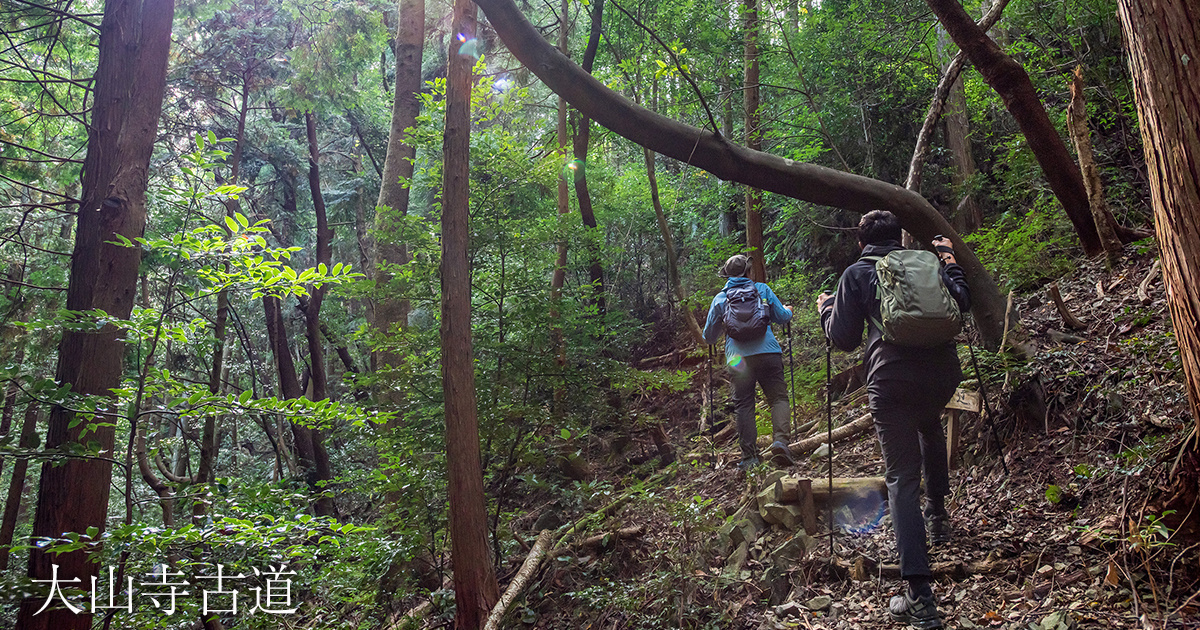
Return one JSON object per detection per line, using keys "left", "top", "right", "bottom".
{"left": 496, "top": 248, "right": 1196, "bottom": 629}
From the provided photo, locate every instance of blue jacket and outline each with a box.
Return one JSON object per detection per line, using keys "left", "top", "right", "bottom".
{"left": 703, "top": 277, "right": 793, "bottom": 362}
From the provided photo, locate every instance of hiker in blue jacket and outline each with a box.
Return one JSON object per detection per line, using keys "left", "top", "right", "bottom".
{"left": 702, "top": 254, "right": 795, "bottom": 471}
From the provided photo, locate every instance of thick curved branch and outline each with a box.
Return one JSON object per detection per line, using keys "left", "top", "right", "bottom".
{"left": 153, "top": 449, "right": 194, "bottom": 484}
{"left": 475, "top": 0, "right": 1006, "bottom": 348}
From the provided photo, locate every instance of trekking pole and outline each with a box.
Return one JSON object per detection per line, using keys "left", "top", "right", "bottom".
{"left": 707, "top": 344, "right": 714, "bottom": 433}
{"left": 966, "top": 317, "right": 1009, "bottom": 477}
{"left": 825, "top": 335, "right": 835, "bottom": 565}
{"left": 785, "top": 321, "right": 796, "bottom": 435}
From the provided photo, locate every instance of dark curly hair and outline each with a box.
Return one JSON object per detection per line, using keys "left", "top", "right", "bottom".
{"left": 858, "top": 210, "right": 903, "bottom": 245}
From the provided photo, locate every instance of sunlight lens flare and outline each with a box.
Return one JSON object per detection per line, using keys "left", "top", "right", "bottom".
{"left": 833, "top": 488, "right": 887, "bottom": 535}
{"left": 562, "top": 159, "right": 585, "bottom": 181}
{"left": 457, "top": 35, "right": 480, "bottom": 61}
{"left": 727, "top": 353, "right": 745, "bottom": 372}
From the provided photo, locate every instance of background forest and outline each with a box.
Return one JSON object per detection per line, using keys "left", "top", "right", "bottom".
{"left": 0, "top": 0, "right": 1195, "bottom": 628}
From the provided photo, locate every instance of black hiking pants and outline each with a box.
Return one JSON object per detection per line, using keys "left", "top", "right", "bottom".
{"left": 730, "top": 352, "right": 791, "bottom": 459}
{"left": 868, "top": 371, "right": 958, "bottom": 580}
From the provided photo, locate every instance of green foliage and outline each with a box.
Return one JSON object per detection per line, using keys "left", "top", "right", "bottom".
{"left": 1129, "top": 510, "right": 1177, "bottom": 553}
{"left": 0, "top": 0, "right": 1162, "bottom": 625}
{"left": 613, "top": 367, "right": 692, "bottom": 400}
{"left": 964, "top": 204, "right": 1078, "bottom": 292}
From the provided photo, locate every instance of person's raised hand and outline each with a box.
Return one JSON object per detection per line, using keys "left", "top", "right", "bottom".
{"left": 816, "top": 292, "right": 833, "bottom": 313}
{"left": 932, "top": 236, "right": 956, "bottom": 265}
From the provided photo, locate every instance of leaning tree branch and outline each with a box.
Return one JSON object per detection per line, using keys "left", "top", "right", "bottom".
{"left": 906, "top": 0, "right": 1012, "bottom": 192}
{"left": 924, "top": 0, "right": 1110, "bottom": 255}
{"left": 0, "top": 138, "right": 82, "bottom": 163}
{"left": 483, "top": 530, "right": 553, "bottom": 630}
{"left": 474, "top": 0, "right": 1007, "bottom": 349}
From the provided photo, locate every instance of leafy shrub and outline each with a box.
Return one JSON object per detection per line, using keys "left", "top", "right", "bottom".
{"left": 964, "top": 202, "right": 1078, "bottom": 292}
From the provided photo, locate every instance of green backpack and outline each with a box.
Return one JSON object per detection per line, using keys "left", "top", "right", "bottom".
{"left": 862, "top": 250, "right": 962, "bottom": 347}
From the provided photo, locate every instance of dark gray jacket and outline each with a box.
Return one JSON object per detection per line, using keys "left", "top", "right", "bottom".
{"left": 820, "top": 240, "right": 971, "bottom": 383}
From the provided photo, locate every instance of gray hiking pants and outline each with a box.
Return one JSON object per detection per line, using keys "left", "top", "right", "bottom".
{"left": 868, "top": 373, "right": 958, "bottom": 579}
{"left": 730, "top": 352, "right": 791, "bottom": 459}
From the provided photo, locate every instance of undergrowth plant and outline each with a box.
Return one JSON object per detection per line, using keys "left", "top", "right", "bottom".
{"left": 964, "top": 201, "right": 1078, "bottom": 293}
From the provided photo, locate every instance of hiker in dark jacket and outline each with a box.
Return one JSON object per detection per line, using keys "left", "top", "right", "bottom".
{"left": 818, "top": 210, "right": 970, "bottom": 629}
{"left": 703, "top": 254, "right": 795, "bottom": 471}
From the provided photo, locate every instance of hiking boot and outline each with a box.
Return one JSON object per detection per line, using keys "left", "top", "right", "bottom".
{"left": 736, "top": 456, "right": 761, "bottom": 472}
{"left": 889, "top": 591, "right": 942, "bottom": 629}
{"left": 926, "top": 513, "right": 952, "bottom": 545}
{"left": 769, "top": 440, "right": 796, "bottom": 467}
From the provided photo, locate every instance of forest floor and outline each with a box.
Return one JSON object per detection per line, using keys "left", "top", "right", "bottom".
{"left": 485, "top": 246, "right": 1199, "bottom": 630}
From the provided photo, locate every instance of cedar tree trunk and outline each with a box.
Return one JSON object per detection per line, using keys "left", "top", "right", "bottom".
{"left": 1117, "top": 0, "right": 1200, "bottom": 442}
{"left": 572, "top": 0, "right": 606, "bottom": 316}
{"left": 0, "top": 404, "right": 39, "bottom": 572}
{"left": 17, "top": 0, "right": 174, "bottom": 628}
{"left": 374, "top": 0, "right": 425, "bottom": 390}
{"left": 743, "top": 0, "right": 766, "bottom": 282}
{"left": 444, "top": 0, "right": 501, "bottom": 627}
{"left": 303, "top": 111, "right": 336, "bottom": 518}
{"left": 550, "top": 0, "right": 569, "bottom": 400}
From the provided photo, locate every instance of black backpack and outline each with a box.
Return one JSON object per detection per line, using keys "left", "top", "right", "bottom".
{"left": 722, "top": 283, "right": 771, "bottom": 341}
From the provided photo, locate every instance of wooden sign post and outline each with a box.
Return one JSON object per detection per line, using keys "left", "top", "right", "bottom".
{"left": 945, "top": 389, "right": 981, "bottom": 470}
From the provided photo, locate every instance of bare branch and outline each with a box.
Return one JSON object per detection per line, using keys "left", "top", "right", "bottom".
{"left": 8, "top": 0, "right": 101, "bottom": 30}
{"left": 0, "top": 137, "right": 81, "bottom": 163}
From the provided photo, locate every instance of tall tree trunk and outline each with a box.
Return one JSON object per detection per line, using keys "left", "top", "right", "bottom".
{"left": 923, "top": 0, "right": 1104, "bottom": 255}
{"left": 719, "top": 75, "right": 739, "bottom": 238}
{"left": 550, "top": 0, "right": 570, "bottom": 402}
{"left": 475, "top": 0, "right": 1008, "bottom": 349}
{"left": 374, "top": 0, "right": 425, "bottom": 393}
{"left": 17, "top": 1, "right": 175, "bottom": 628}
{"left": 642, "top": 80, "right": 704, "bottom": 346}
{"left": 0, "top": 403, "right": 39, "bottom": 572}
{"left": 262, "top": 295, "right": 319, "bottom": 489}
{"left": 1066, "top": 66, "right": 1124, "bottom": 259}
{"left": 572, "top": 0, "right": 605, "bottom": 317}
{"left": 303, "top": 111, "right": 336, "bottom": 518}
{"left": 646, "top": 147, "right": 706, "bottom": 346}
{"left": 743, "top": 0, "right": 766, "bottom": 282}
{"left": 940, "top": 28, "right": 981, "bottom": 234}
{"left": 1116, "top": 0, "right": 1200, "bottom": 443}
{"left": 444, "top": 1, "right": 500, "bottom": 627}
{"left": 260, "top": 139, "right": 323, "bottom": 498}
{"left": 195, "top": 72, "right": 250, "bottom": 523}
{"left": 0, "top": 344, "right": 24, "bottom": 473}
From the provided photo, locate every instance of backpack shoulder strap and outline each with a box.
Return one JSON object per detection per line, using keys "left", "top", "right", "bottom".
{"left": 858, "top": 255, "right": 886, "bottom": 331}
